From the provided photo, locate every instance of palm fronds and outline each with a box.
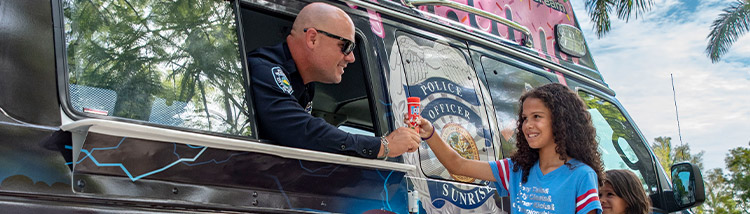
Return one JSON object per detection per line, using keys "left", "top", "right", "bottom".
{"left": 706, "top": 0, "right": 750, "bottom": 63}
{"left": 585, "top": 0, "right": 654, "bottom": 38}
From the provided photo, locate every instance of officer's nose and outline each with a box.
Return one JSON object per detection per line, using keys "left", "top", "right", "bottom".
{"left": 344, "top": 51, "right": 355, "bottom": 63}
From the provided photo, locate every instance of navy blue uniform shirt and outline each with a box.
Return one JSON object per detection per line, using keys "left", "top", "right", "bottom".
{"left": 247, "top": 43, "right": 380, "bottom": 158}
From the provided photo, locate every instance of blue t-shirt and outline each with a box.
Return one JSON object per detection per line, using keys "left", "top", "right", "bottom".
{"left": 489, "top": 158, "right": 602, "bottom": 214}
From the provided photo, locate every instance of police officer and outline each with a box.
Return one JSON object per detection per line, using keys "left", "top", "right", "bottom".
{"left": 247, "top": 3, "right": 420, "bottom": 159}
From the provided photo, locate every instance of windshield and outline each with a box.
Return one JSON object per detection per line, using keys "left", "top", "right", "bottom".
{"left": 578, "top": 91, "right": 659, "bottom": 195}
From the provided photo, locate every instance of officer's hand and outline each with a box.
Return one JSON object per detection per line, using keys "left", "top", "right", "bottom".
{"left": 384, "top": 127, "right": 420, "bottom": 157}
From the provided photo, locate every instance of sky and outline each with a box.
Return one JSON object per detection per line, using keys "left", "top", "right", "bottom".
{"left": 571, "top": 0, "right": 750, "bottom": 171}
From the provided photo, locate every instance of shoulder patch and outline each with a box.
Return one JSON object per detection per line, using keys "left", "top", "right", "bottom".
{"left": 305, "top": 101, "right": 313, "bottom": 114}
{"left": 272, "top": 67, "right": 294, "bottom": 95}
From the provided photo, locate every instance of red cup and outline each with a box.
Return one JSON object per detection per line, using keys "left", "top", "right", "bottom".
{"left": 407, "top": 97, "right": 421, "bottom": 133}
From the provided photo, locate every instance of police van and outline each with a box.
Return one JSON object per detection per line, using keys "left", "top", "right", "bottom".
{"left": 0, "top": 0, "right": 704, "bottom": 213}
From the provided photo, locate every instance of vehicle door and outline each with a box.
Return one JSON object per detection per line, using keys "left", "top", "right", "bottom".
{"left": 378, "top": 20, "right": 501, "bottom": 211}
{"left": 565, "top": 80, "right": 666, "bottom": 211}
{"left": 468, "top": 42, "right": 559, "bottom": 212}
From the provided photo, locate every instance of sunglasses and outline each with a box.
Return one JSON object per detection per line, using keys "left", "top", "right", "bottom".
{"left": 304, "top": 28, "right": 356, "bottom": 55}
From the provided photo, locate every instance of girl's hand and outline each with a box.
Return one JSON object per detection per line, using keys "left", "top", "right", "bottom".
{"left": 403, "top": 114, "right": 496, "bottom": 182}
{"left": 416, "top": 117, "right": 435, "bottom": 140}
{"left": 403, "top": 114, "right": 435, "bottom": 140}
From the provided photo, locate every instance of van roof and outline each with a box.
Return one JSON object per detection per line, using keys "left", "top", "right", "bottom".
{"left": 345, "top": 0, "right": 612, "bottom": 95}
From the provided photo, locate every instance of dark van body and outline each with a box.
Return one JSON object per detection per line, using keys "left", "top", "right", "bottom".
{"left": 0, "top": 0, "right": 703, "bottom": 213}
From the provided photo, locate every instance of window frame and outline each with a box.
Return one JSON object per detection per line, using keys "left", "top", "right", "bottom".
{"left": 51, "top": 0, "right": 419, "bottom": 182}
{"left": 475, "top": 53, "right": 557, "bottom": 159}
{"left": 575, "top": 87, "right": 664, "bottom": 195}
{"left": 52, "top": 0, "right": 258, "bottom": 140}
{"left": 313, "top": 31, "right": 384, "bottom": 137}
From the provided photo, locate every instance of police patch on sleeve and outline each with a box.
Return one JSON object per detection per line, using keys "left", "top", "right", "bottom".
{"left": 305, "top": 101, "right": 313, "bottom": 114}
{"left": 272, "top": 67, "right": 294, "bottom": 95}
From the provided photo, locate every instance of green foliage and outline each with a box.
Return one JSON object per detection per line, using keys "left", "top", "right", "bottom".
{"left": 64, "top": 0, "right": 252, "bottom": 136}
{"left": 698, "top": 168, "right": 744, "bottom": 214}
{"left": 584, "top": 0, "right": 655, "bottom": 38}
{"left": 693, "top": 142, "right": 750, "bottom": 213}
{"left": 651, "top": 136, "right": 704, "bottom": 180}
{"left": 725, "top": 142, "right": 750, "bottom": 209}
{"left": 674, "top": 143, "right": 705, "bottom": 171}
{"left": 651, "top": 136, "right": 673, "bottom": 177}
{"left": 650, "top": 137, "right": 714, "bottom": 213}
{"left": 705, "top": 0, "right": 750, "bottom": 63}
{"left": 579, "top": 91, "right": 638, "bottom": 142}
{"left": 658, "top": 140, "right": 699, "bottom": 181}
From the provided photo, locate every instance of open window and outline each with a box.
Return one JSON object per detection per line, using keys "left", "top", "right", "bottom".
{"left": 62, "top": 0, "right": 254, "bottom": 138}
{"left": 240, "top": 4, "right": 379, "bottom": 138}
{"left": 312, "top": 39, "right": 378, "bottom": 136}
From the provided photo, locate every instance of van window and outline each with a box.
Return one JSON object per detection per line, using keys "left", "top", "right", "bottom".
{"left": 238, "top": 6, "right": 379, "bottom": 137}
{"left": 396, "top": 32, "right": 493, "bottom": 184}
{"left": 62, "top": 0, "right": 253, "bottom": 137}
{"left": 312, "top": 38, "right": 378, "bottom": 135}
{"left": 578, "top": 91, "right": 658, "bottom": 194}
{"left": 479, "top": 56, "right": 552, "bottom": 158}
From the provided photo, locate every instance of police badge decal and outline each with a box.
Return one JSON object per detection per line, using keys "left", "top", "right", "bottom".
{"left": 272, "top": 67, "right": 294, "bottom": 95}
{"left": 440, "top": 123, "right": 480, "bottom": 183}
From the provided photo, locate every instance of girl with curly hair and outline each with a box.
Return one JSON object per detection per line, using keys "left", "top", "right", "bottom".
{"left": 600, "top": 170, "right": 651, "bottom": 214}
{"left": 412, "top": 83, "right": 605, "bottom": 214}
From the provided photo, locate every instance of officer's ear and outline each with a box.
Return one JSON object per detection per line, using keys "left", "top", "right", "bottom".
{"left": 303, "top": 28, "right": 318, "bottom": 49}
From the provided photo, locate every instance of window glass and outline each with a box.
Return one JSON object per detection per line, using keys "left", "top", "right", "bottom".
{"left": 578, "top": 91, "right": 658, "bottom": 194}
{"left": 63, "top": 0, "right": 253, "bottom": 137}
{"left": 396, "top": 33, "right": 492, "bottom": 184}
{"left": 479, "top": 56, "right": 551, "bottom": 158}
{"left": 311, "top": 38, "right": 378, "bottom": 135}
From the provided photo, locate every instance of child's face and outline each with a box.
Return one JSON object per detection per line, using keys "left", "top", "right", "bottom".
{"left": 600, "top": 183, "right": 628, "bottom": 214}
{"left": 521, "top": 98, "right": 555, "bottom": 151}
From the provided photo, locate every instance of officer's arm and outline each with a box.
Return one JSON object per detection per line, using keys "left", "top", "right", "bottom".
{"left": 249, "top": 62, "right": 380, "bottom": 158}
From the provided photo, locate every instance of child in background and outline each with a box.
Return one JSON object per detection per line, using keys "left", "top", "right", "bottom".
{"left": 412, "top": 83, "right": 605, "bottom": 214}
{"left": 600, "top": 170, "right": 651, "bottom": 214}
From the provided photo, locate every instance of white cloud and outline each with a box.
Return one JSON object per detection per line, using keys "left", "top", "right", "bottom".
{"left": 573, "top": 0, "right": 750, "bottom": 171}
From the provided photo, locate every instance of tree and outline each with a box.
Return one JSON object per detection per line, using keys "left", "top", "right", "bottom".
{"left": 695, "top": 142, "right": 750, "bottom": 213}
{"left": 584, "top": 0, "right": 655, "bottom": 37}
{"left": 651, "top": 137, "right": 711, "bottom": 213}
{"left": 705, "top": 0, "right": 750, "bottom": 63}
{"left": 698, "top": 168, "right": 743, "bottom": 214}
{"left": 673, "top": 143, "right": 705, "bottom": 171}
{"left": 650, "top": 136, "right": 704, "bottom": 179}
{"left": 724, "top": 142, "right": 750, "bottom": 210}
{"left": 64, "top": 0, "right": 252, "bottom": 136}
{"left": 651, "top": 136, "right": 674, "bottom": 175}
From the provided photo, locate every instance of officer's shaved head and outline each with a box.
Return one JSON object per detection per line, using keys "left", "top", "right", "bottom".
{"left": 287, "top": 2, "right": 356, "bottom": 84}
{"left": 291, "top": 3, "right": 353, "bottom": 37}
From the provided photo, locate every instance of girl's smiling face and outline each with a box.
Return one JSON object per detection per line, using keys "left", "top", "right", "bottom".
{"left": 600, "top": 182, "right": 628, "bottom": 214}
{"left": 521, "top": 98, "right": 555, "bottom": 151}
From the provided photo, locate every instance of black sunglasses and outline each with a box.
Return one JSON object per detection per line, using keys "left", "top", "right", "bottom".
{"left": 304, "top": 28, "right": 356, "bottom": 55}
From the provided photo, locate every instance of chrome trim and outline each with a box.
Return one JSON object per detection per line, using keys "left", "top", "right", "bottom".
{"left": 404, "top": 0, "right": 532, "bottom": 47}
{"left": 61, "top": 119, "right": 417, "bottom": 173}
{"left": 0, "top": 121, "right": 59, "bottom": 131}
{"left": 343, "top": 0, "right": 615, "bottom": 96}
{"left": 0, "top": 106, "right": 59, "bottom": 131}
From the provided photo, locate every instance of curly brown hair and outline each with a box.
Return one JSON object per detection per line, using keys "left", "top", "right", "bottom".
{"left": 510, "top": 83, "right": 604, "bottom": 185}
{"left": 605, "top": 170, "right": 651, "bottom": 214}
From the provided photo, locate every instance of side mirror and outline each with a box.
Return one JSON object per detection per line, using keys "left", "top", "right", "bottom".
{"left": 669, "top": 162, "right": 705, "bottom": 211}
